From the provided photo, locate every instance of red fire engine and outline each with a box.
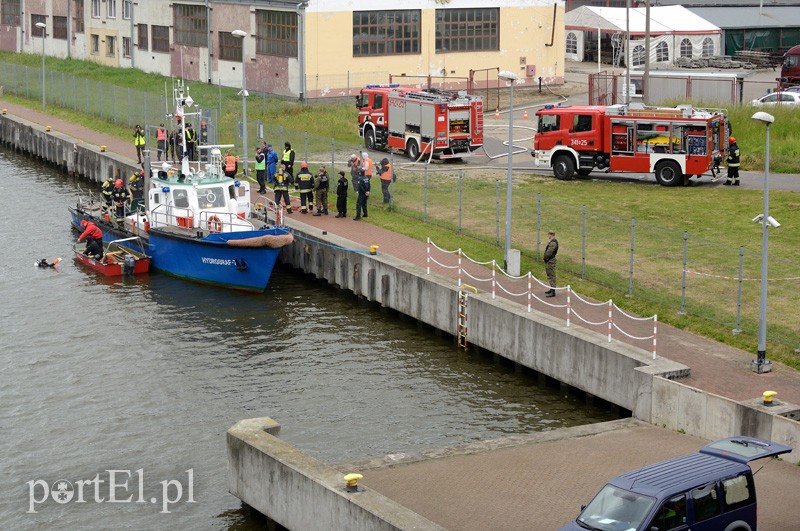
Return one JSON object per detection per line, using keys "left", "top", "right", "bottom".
{"left": 779, "top": 44, "right": 800, "bottom": 89}
{"left": 531, "top": 103, "right": 729, "bottom": 186}
{"left": 356, "top": 84, "right": 484, "bottom": 160}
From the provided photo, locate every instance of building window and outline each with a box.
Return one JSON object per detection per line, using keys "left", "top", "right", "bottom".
{"left": 1, "top": 0, "right": 21, "bottom": 26}
{"left": 91, "top": 34, "right": 99, "bottom": 54}
{"left": 702, "top": 37, "right": 714, "bottom": 57}
{"left": 656, "top": 41, "right": 669, "bottom": 62}
{"left": 566, "top": 32, "right": 578, "bottom": 54}
{"left": 680, "top": 38, "right": 692, "bottom": 59}
{"left": 74, "top": 0, "right": 84, "bottom": 33}
{"left": 107, "top": 35, "right": 116, "bottom": 56}
{"left": 138, "top": 24, "right": 148, "bottom": 51}
{"left": 91, "top": 0, "right": 99, "bottom": 18}
{"left": 107, "top": 0, "right": 116, "bottom": 19}
{"left": 353, "top": 10, "right": 420, "bottom": 57}
{"left": 123, "top": 0, "right": 132, "bottom": 20}
{"left": 123, "top": 36, "right": 131, "bottom": 57}
{"left": 53, "top": 16, "right": 68, "bottom": 40}
{"left": 256, "top": 10, "right": 297, "bottom": 57}
{"left": 219, "top": 31, "right": 243, "bottom": 62}
{"left": 632, "top": 44, "right": 645, "bottom": 67}
{"left": 435, "top": 8, "right": 498, "bottom": 53}
{"left": 174, "top": 4, "right": 207, "bottom": 47}
{"left": 151, "top": 25, "right": 170, "bottom": 53}
{"left": 31, "top": 14, "right": 46, "bottom": 37}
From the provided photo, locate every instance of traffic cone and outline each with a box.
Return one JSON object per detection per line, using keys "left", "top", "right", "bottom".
{"left": 495, "top": 107, "right": 500, "bottom": 119}
{"left": 523, "top": 110, "right": 529, "bottom": 120}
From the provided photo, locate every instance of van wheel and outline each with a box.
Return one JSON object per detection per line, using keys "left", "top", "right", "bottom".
{"left": 655, "top": 160, "right": 682, "bottom": 187}
{"left": 553, "top": 155, "right": 575, "bottom": 180}
{"left": 365, "top": 129, "right": 376, "bottom": 150}
{"left": 406, "top": 139, "right": 420, "bottom": 161}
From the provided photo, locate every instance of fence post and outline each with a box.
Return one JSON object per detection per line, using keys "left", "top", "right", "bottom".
{"left": 99, "top": 85, "right": 103, "bottom": 120}
{"left": 458, "top": 169, "right": 463, "bottom": 234}
{"left": 566, "top": 285, "right": 572, "bottom": 327}
{"left": 527, "top": 272, "right": 532, "bottom": 312}
{"left": 734, "top": 246, "right": 744, "bottom": 334}
{"left": 304, "top": 131, "right": 309, "bottom": 162}
{"left": 347, "top": 70, "right": 350, "bottom": 97}
{"left": 73, "top": 76, "right": 77, "bottom": 111}
{"left": 536, "top": 193, "right": 542, "bottom": 261}
{"left": 426, "top": 237, "right": 430, "bottom": 274}
{"left": 423, "top": 162, "right": 428, "bottom": 223}
{"left": 113, "top": 85, "right": 117, "bottom": 124}
{"left": 390, "top": 152, "right": 395, "bottom": 207}
{"left": 495, "top": 180, "right": 500, "bottom": 246}
{"left": 628, "top": 217, "right": 635, "bottom": 297}
{"left": 492, "top": 260, "right": 496, "bottom": 299}
{"left": 652, "top": 316, "right": 658, "bottom": 360}
{"left": 458, "top": 249, "right": 462, "bottom": 287}
{"left": 279, "top": 126, "right": 284, "bottom": 152}
{"left": 61, "top": 72, "right": 65, "bottom": 107}
{"left": 331, "top": 137, "right": 335, "bottom": 173}
{"left": 608, "top": 300, "right": 613, "bottom": 342}
{"left": 680, "top": 230, "right": 688, "bottom": 314}
{"left": 581, "top": 205, "right": 587, "bottom": 279}
{"left": 25, "top": 65, "right": 28, "bottom": 98}
{"left": 85, "top": 79, "right": 89, "bottom": 114}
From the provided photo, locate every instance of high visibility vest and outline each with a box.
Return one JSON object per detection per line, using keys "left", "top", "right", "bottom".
{"left": 254, "top": 156, "right": 266, "bottom": 171}
{"left": 282, "top": 149, "right": 294, "bottom": 164}
{"left": 379, "top": 163, "right": 393, "bottom": 181}
{"left": 134, "top": 131, "right": 145, "bottom": 146}
{"left": 157, "top": 128, "right": 167, "bottom": 141}
{"left": 225, "top": 156, "right": 237, "bottom": 173}
{"left": 362, "top": 157, "right": 373, "bottom": 177}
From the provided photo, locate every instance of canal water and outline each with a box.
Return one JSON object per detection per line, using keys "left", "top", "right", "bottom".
{"left": 0, "top": 147, "right": 617, "bottom": 529}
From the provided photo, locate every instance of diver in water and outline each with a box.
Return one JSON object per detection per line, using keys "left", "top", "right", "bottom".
{"left": 35, "top": 258, "right": 61, "bottom": 268}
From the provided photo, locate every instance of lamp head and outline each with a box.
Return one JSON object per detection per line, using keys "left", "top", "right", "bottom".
{"left": 498, "top": 70, "right": 518, "bottom": 82}
{"left": 751, "top": 111, "right": 775, "bottom": 125}
{"left": 35, "top": 22, "right": 46, "bottom": 29}
{"left": 231, "top": 30, "right": 247, "bottom": 38}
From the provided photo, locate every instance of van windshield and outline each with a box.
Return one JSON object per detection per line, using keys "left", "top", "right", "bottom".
{"left": 576, "top": 484, "right": 655, "bottom": 531}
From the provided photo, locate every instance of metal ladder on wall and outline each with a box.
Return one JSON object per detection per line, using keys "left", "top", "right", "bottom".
{"left": 457, "top": 285, "right": 478, "bottom": 350}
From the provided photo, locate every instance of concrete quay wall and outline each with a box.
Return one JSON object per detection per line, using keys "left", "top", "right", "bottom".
{"left": 227, "top": 417, "right": 445, "bottom": 531}
{"left": 0, "top": 112, "right": 137, "bottom": 184}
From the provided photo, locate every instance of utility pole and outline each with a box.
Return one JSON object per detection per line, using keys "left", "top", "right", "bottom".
{"left": 643, "top": 0, "right": 651, "bottom": 104}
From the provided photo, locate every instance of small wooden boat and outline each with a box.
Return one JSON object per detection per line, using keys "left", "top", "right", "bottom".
{"left": 74, "top": 237, "right": 150, "bottom": 276}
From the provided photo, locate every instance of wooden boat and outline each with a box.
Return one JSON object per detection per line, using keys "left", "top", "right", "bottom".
{"left": 74, "top": 237, "right": 150, "bottom": 276}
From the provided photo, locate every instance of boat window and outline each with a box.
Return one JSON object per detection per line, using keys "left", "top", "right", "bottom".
{"left": 199, "top": 187, "right": 226, "bottom": 209}
{"left": 173, "top": 189, "right": 190, "bottom": 208}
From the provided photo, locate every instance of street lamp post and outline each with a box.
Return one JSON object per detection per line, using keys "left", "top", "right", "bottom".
{"left": 232, "top": 30, "right": 249, "bottom": 176}
{"left": 751, "top": 111, "right": 776, "bottom": 374}
{"left": 35, "top": 22, "right": 47, "bottom": 110}
{"left": 498, "top": 70, "right": 518, "bottom": 271}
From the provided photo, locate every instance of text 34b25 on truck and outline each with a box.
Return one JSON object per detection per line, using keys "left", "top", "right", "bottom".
{"left": 531, "top": 103, "right": 730, "bottom": 186}
{"left": 356, "top": 84, "right": 484, "bottom": 161}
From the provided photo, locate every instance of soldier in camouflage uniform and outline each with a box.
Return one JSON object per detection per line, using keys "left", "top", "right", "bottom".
{"left": 543, "top": 231, "right": 559, "bottom": 297}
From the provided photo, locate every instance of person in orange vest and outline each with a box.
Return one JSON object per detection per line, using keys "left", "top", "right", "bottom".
{"left": 156, "top": 124, "right": 167, "bottom": 161}
{"left": 360, "top": 151, "right": 374, "bottom": 180}
{"left": 78, "top": 219, "right": 104, "bottom": 260}
{"left": 223, "top": 150, "right": 238, "bottom": 178}
{"left": 378, "top": 157, "right": 394, "bottom": 204}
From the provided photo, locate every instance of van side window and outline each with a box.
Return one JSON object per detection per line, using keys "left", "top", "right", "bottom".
{"left": 691, "top": 483, "right": 721, "bottom": 522}
{"left": 722, "top": 474, "right": 754, "bottom": 512}
{"left": 650, "top": 494, "right": 687, "bottom": 530}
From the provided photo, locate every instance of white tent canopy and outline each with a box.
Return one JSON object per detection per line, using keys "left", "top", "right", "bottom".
{"left": 565, "top": 5, "right": 720, "bottom": 36}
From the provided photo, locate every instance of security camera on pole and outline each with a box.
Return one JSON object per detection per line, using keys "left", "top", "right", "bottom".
{"left": 751, "top": 111, "right": 777, "bottom": 374}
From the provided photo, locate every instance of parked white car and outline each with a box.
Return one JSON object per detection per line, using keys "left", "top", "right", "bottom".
{"left": 751, "top": 91, "right": 800, "bottom": 106}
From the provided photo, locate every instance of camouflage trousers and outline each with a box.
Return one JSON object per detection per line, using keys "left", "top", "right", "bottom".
{"left": 545, "top": 259, "right": 557, "bottom": 288}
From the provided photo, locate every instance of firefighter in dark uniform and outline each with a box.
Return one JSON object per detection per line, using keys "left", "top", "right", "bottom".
{"left": 128, "top": 170, "right": 145, "bottom": 212}
{"left": 111, "top": 179, "right": 133, "bottom": 223}
{"left": 543, "top": 231, "right": 559, "bottom": 297}
{"left": 724, "top": 136, "right": 740, "bottom": 186}
{"left": 101, "top": 175, "right": 114, "bottom": 214}
{"left": 312, "top": 165, "right": 329, "bottom": 216}
{"left": 295, "top": 162, "right": 314, "bottom": 214}
{"left": 282, "top": 142, "right": 296, "bottom": 182}
{"left": 354, "top": 169, "right": 370, "bottom": 220}
{"left": 335, "top": 170, "right": 348, "bottom": 218}
{"left": 273, "top": 167, "right": 293, "bottom": 213}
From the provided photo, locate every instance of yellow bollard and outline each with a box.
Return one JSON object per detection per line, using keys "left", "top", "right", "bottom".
{"left": 2, "top": 108, "right": 6, "bottom": 114}
{"left": 343, "top": 473, "right": 363, "bottom": 491}
{"left": 369, "top": 245, "right": 379, "bottom": 255}
{"left": 100, "top": 145, "right": 106, "bottom": 152}
{"left": 763, "top": 390, "right": 777, "bottom": 405}
{"left": 45, "top": 125, "right": 51, "bottom": 132}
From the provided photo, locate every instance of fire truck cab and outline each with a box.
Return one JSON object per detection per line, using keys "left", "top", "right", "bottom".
{"left": 779, "top": 44, "right": 800, "bottom": 90}
{"left": 532, "top": 103, "right": 729, "bottom": 187}
{"left": 357, "top": 84, "right": 483, "bottom": 160}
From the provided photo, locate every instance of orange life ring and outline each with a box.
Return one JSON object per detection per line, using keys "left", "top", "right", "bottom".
{"left": 207, "top": 215, "right": 222, "bottom": 233}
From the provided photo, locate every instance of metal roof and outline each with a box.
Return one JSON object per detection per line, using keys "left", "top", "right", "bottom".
{"left": 689, "top": 6, "right": 800, "bottom": 29}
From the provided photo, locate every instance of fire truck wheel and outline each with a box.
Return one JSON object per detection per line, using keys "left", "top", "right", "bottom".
{"left": 576, "top": 169, "right": 592, "bottom": 177}
{"left": 365, "top": 129, "right": 376, "bottom": 150}
{"left": 553, "top": 155, "right": 575, "bottom": 180}
{"left": 655, "top": 160, "right": 683, "bottom": 187}
{"left": 406, "top": 139, "right": 420, "bottom": 161}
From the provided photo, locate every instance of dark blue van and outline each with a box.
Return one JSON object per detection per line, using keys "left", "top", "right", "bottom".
{"left": 560, "top": 436, "right": 792, "bottom": 531}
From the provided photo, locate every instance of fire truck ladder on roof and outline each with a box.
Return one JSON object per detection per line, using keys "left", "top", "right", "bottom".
{"left": 457, "top": 284, "right": 478, "bottom": 350}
